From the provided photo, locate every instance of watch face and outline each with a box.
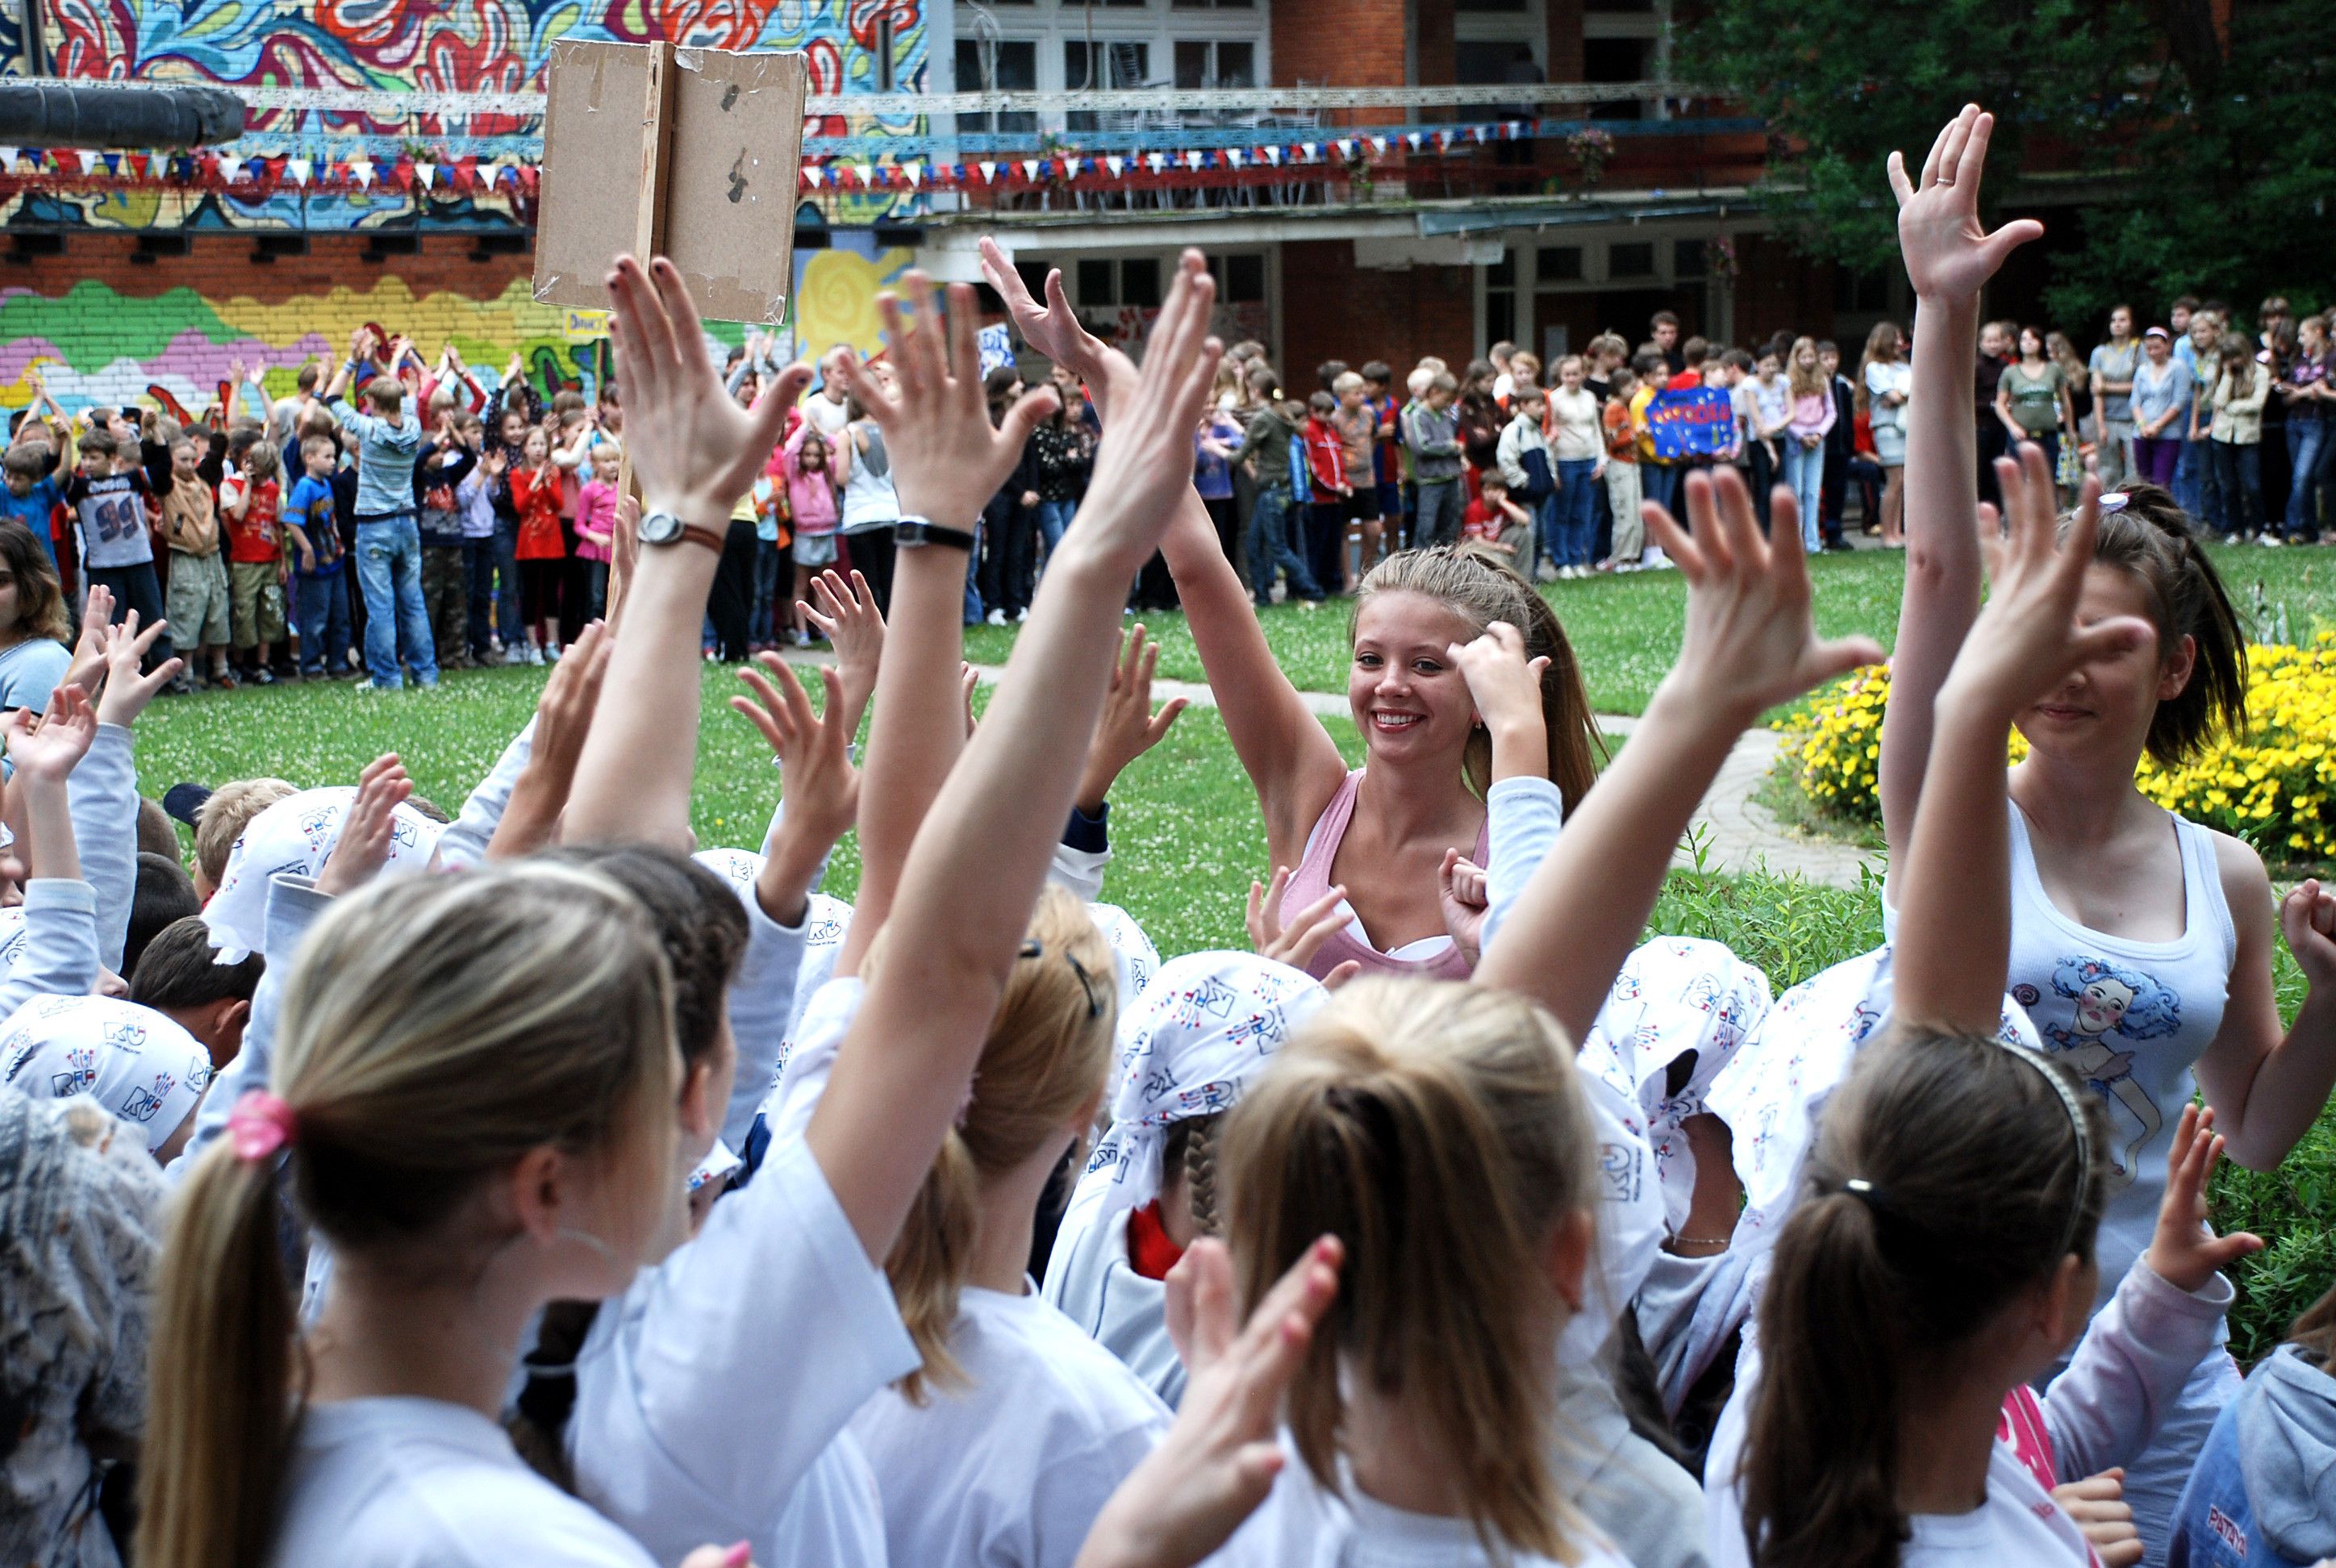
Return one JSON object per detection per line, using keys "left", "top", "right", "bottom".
{"left": 639, "top": 510, "right": 682, "bottom": 544}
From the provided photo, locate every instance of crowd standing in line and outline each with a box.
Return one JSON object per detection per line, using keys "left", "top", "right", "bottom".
{"left": 11, "top": 103, "right": 2336, "bottom": 1568}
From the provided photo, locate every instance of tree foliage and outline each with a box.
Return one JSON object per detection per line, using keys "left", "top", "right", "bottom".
{"left": 1683, "top": 0, "right": 2336, "bottom": 320}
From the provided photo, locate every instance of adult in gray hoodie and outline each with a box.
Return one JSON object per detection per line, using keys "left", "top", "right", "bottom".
{"left": 2167, "top": 1306, "right": 2336, "bottom": 1568}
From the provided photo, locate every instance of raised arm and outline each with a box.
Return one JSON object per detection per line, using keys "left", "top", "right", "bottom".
{"left": 827, "top": 274, "right": 1059, "bottom": 978}
{"left": 561, "top": 256, "right": 807, "bottom": 847}
{"left": 810, "top": 252, "right": 1222, "bottom": 1260}
{"left": 1875, "top": 106, "right": 2044, "bottom": 864}
{"left": 979, "top": 240, "right": 1344, "bottom": 861}
{"left": 1892, "top": 455, "right": 2146, "bottom": 1032}
{"left": 1474, "top": 473, "right": 1880, "bottom": 1042}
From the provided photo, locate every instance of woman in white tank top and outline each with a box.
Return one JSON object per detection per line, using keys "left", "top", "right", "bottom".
{"left": 1875, "top": 110, "right": 2336, "bottom": 1560}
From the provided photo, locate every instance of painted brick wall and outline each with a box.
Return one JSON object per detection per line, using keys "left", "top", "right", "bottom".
{"left": 0, "top": 234, "right": 628, "bottom": 419}
{"left": 1271, "top": 0, "right": 1415, "bottom": 126}
{"left": 1281, "top": 239, "right": 1475, "bottom": 385}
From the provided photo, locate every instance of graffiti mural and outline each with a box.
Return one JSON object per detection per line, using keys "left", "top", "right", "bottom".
{"left": 0, "top": 0, "right": 925, "bottom": 231}
{"left": 0, "top": 275, "right": 740, "bottom": 419}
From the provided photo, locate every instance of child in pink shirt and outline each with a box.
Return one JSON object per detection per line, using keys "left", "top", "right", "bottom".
{"left": 781, "top": 423, "right": 840, "bottom": 647}
{"left": 574, "top": 443, "right": 620, "bottom": 617}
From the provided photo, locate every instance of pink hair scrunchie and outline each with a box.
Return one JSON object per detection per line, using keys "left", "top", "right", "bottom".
{"left": 227, "top": 1090, "right": 298, "bottom": 1161}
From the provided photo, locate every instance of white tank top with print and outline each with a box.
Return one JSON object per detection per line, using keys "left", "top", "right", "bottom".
{"left": 2005, "top": 798, "right": 2235, "bottom": 1314}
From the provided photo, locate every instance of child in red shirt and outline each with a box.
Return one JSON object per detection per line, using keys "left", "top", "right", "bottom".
{"left": 508, "top": 427, "right": 566, "bottom": 665}
{"left": 1460, "top": 472, "right": 1529, "bottom": 559}
{"left": 219, "top": 441, "right": 288, "bottom": 682}
{"left": 1300, "top": 390, "right": 1351, "bottom": 593}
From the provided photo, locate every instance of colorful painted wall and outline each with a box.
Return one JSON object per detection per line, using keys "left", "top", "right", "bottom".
{"left": 0, "top": 231, "right": 932, "bottom": 419}
{"left": 0, "top": 0, "right": 926, "bottom": 232}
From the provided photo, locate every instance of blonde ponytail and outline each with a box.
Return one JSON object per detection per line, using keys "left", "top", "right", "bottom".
{"left": 1224, "top": 977, "right": 1599, "bottom": 1562}
{"left": 138, "top": 864, "right": 679, "bottom": 1568}
{"left": 140, "top": 1146, "right": 298, "bottom": 1568}
{"left": 876, "top": 885, "right": 1116, "bottom": 1403}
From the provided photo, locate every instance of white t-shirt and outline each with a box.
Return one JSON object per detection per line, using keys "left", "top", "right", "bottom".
{"left": 269, "top": 1397, "right": 657, "bottom": 1568}
{"left": 1208, "top": 1446, "right": 1637, "bottom": 1568}
{"left": 1704, "top": 1351, "right": 2096, "bottom": 1568}
{"left": 1865, "top": 360, "right": 1913, "bottom": 427}
{"left": 850, "top": 1283, "right": 1172, "bottom": 1568}
{"left": 569, "top": 1132, "right": 920, "bottom": 1566}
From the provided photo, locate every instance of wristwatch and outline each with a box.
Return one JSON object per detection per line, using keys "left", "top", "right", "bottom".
{"left": 638, "top": 510, "right": 728, "bottom": 553}
{"left": 894, "top": 515, "right": 978, "bottom": 553}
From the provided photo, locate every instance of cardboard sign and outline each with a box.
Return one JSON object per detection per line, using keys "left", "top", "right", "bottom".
{"left": 562, "top": 307, "right": 612, "bottom": 341}
{"left": 534, "top": 40, "right": 807, "bottom": 325}
{"left": 1645, "top": 386, "right": 1736, "bottom": 461}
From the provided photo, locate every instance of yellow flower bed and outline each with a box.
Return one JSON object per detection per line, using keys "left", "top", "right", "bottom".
{"left": 1777, "top": 638, "right": 2336, "bottom": 861}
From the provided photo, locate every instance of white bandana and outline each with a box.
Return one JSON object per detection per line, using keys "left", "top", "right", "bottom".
{"left": 202, "top": 786, "right": 444, "bottom": 962}
{"left": 0, "top": 994, "right": 213, "bottom": 1153}
{"left": 1069, "top": 951, "right": 1329, "bottom": 1238}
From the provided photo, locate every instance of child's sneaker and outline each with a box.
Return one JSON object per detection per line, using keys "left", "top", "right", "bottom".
{"left": 525, "top": 644, "right": 544, "bottom": 666}
{"left": 545, "top": 642, "right": 563, "bottom": 663}
{"left": 248, "top": 665, "right": 276, "bottom": 686}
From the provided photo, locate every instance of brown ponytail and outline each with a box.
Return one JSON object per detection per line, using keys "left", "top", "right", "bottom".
{"left": 2083, "top": 484, "right": 2247, "bottom": 765}
{"left": 1741, "top": 1030, "right": 2111, "bottom": 1568}
{"left": 874, "top": 885, "right": 1116, "bottom": 1403}
{"left": 1224, "top": 977, "right": 1599, "bottom": 1562}
{"left": 1166, "top": 1112, "right": 1226, "bottom": 1236}
{"left": 1354, "top": 545, "right": 1605, "bottom": 815}
{"left": 138, "top": 865, "right": 679, "bottom": 1568}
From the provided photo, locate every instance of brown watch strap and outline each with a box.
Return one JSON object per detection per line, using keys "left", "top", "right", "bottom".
{"left": 678, "top": 522, "right": 727, "bottom": 553}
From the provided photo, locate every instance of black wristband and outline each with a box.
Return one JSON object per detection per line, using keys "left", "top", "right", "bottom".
{"left": 894, "top": 516, "right": 977, "bottom": 552}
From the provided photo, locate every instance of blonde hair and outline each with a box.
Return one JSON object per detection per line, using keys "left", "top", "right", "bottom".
{"left": 1224, "top": 978, "right": 1600, "bottom": 1562}
{"left": 1786, "top": 336, "right": 1826, "bottom": 399}
{"left": 1353, "top": 547, "right": 1604, "bottom": 815}
{"left": 874, "top": 884, "right": 1116, "bottom": 1403}
{"left": 194, "top": 778, "right": 298, "bottom": 888}
{"left": 138, "top": 865, "right": 681, "bottom": 1568}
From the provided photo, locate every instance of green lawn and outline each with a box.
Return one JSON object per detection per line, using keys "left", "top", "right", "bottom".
{"left": 965, "top": 536, "right": 2336, "bottom": 716}
{"left": 129, "top": 537, "right": 2336, "bottom": 1360}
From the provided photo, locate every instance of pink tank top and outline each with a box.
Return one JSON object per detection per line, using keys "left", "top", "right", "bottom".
{"left": 1280, "top": 769, "right": 1488, "bottom": 984}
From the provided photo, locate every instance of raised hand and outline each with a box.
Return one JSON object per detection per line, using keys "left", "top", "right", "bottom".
{"left": 800, "top": 568, "right": 885, "bottom": 732}
{"left": 1887, "top": 105, "right": 2044, "bottom": 302}
{"left": 734, "top": 654, "right": 859, "bottom": 927}
{"left": 1078, "top": 1236, "right": 1341, "bottom": 1568}
{"left": 2281, "top": 878, "right": 2336, "bottom": 990}
{"left": 1646, "top": 467, "right": 1884, "bottom": 728}
{"left": 4, "top": 685, "right": 96, "bottom": 782}
{"left": 2050, "top": 1470, "right": 2140, "bottom": 1568}
{"left": 832, "top": 272, "right": 1058, "bottom": 530}
{"left": 1439, "top": 849, "right": 1488, "bottom": 965}
{"left": 1245, "top": 868, "right": 1361, "bottom": 989}
{"left": 317, "top": 754, "right": 415, "bottom": 896}
{"left": 676, "top": 1542, "right": 754, "bottom": 1568}
{"left": 63, "top": 586, "right": 115, "bottom": 694}
{"left": 93, "top": 609, "right": 181, "bottom": 727}
{"left": 604, "top": 253, "right": 811, "bottom": 526}
{"left": 979, "top": 236, "right": 1114, "bottom": 406}
{"left": 494, "top": 621, "right": 614, "bottom": 858}
{"left": 1449, "top": 620, "right": 1549, "bottom": 784}
{"left": 1946, "top": 451, "right": 2155, "bottom": 718}
{"left": 1076, "top": 624, "right": 1188, "bottom": 814}
{"left": 2140, "top": 1103, "right": 2263, "bottom": 1294}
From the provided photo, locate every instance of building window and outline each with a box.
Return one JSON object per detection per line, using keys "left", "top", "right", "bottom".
{"left": 1078, "top": 257, "right": 1162, "bottom": 308}
{"left": 1537, "top": 245, "right": 1583, "bottom": 281}
{"left": 1484, "top": 250, "right": 1517, "bottom": 350}
{"left": 1015, "top": 260, "right": 1053, "bottom": 298}
{"left": 1174, "top": 39, "right": 1254, "bottom": 87}
{"left": 1170, "top": 0, "right": 1254, "bottom": 10}
{"left": 1454, "top": 0, "right": 1529, "bottom": 10}
{"left": 1206, "top": 252, "right": 1266, "bottom": 302}
{"left": 1062, "top": 0, "right": 1149, "bottom": 10}
{"left": 956, "top": 40, "right": 1037, "bottom": 131}
{"left": 1066, "top": 40, "right": 1153, "bottom": 127}
{"left": 1674, "top": 238, "right": 1705, "bottom": 279}
{"left": 1608, "top": 241, "right": 1656, "bottom": 280}
{"left": 1834, "top": 266, "right": 1893, "bottom": 313}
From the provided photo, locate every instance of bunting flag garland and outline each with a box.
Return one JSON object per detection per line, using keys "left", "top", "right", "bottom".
{"left": 0, "top": 115, "right": 1620, "bottom": 203}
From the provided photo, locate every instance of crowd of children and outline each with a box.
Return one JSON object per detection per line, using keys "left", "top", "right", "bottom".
{"left": 10, "top": 106, "right": 2336, "bottom": 1568}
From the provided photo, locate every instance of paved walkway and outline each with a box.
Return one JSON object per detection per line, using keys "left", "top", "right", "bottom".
{"left": 776, "top": 649, "right": 1882, "bottom": 888}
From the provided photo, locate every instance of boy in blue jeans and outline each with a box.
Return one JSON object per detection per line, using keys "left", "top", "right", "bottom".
{"left": 286, "top": 435, "right": 352, "bottom": 679}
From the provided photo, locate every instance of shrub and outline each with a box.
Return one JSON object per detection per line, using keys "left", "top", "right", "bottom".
{"left": 1777, "top": 638, "right": 2336, "bottom": 863}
